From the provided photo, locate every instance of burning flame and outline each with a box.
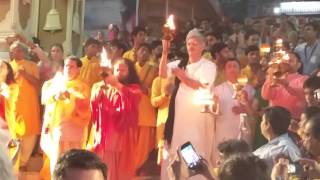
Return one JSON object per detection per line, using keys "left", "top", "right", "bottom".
{"left": 260, "top": 44, "right": 271, "bottom": 54}
{"left": 100, "top": 47, "right": 112, "bottom": 68}
{"left": 164, "top": 14, "right": 175, "bottom": 30}
{"left": 275, "top": 38, "right": 283, "bottom": 47}
{"left": 237, "top": 76, "right": 248, "bottom": 86}
{"left": 49, "top": 71, "right": 84, "bottom": 102}
{"left": 52, "top": 72, "right": 67, "bottom": 93}
{"left": 194, "top": 88, "right": 214, "bottom": 105}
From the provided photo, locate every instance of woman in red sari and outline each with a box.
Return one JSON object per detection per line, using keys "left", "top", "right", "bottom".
{"left": 89, "top": 58, "right": 142, "bottom": 180}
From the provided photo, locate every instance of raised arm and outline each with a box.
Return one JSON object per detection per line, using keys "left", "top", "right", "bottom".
{"left": 159, "top": 40, "right": 170, "bottom": 78}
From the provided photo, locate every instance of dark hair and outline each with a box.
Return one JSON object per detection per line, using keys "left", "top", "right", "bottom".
{"left": 245, "top": 30, "right": 260, "bottom": 41}
{"left": 131, "top": 26, "right": 146, "bottom": 37}
{"left": 263, "top": 106, "right": 291, "bottom": 135}
{"left": 116, "top": 58, "right": 141, "bottom": 85}
{"left": 137, "top": 43, "right": 151, "bottom": 53}
{"left": 150, "top": 40, "right": 162, "bottom": 50}
{"left": 1, "top": 61, "right": 15, "bottom": 85}
{"left": 204, "top": 31, "right": 222, "bottom": 42}
{"left": 211, "top": 42, "right": 228, "bottom": 59}
{"left": 218, "top": 139, "right": 250, "bottom": 159}
{"left": 224, "top": 58, "right": 241, "bottom": 69}
{"left": 219, "top": 153, "right": 268, "bottom": 180}
{"left": 303, "top": 76, "right": 320, "bottom": 90}
{"left": 290, "top": 52, "right": 303, "bottom": 74}
{"left": 53, "top": 149, "right": 107, "bottom": 180}
{"left": 304, "top": 22, "right": 319, "bottom": 34}
{"left": 84, "top": 38, "right": 100, "bottom": 48}
{"left": 49, "top": 43, "right": 64, "bottom": 60}
{"left": 50, "top": 43, "right": 64, "bottom": 53}
{"left": 307, "top": 113, "right": 320, "bottom": 140}
{"left": 64, "top": 56, "right": 82, "bottom": 68}
{"left": 110, "top": 40, "right": 127, "bottom": 52}
{"left": 245, "top": 45, "right": 259, "bottom": 55}
{"left": 303, "top": 106, "right": 320, "bottom": 121}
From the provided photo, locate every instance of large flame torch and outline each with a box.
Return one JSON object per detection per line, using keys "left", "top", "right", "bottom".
{"left": 162, "top": 14, "right": 176, "bottom": 41}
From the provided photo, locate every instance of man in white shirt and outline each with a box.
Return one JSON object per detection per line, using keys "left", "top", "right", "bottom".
{"left": 254, "top": 106, "right": 301, "bottom": 173}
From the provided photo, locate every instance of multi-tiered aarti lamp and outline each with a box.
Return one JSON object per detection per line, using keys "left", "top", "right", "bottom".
{"left": 268, "top": 39, "right": 290, "bottom": 86}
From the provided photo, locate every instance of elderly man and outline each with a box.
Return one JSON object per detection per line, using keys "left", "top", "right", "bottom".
{"left": 9, "top": 41, "right": 40, "bottom": 170}
{"left": 41, "top": 56, "right": 91, "bottom": 174}
{"left": 159, "top": 28, "right": 217, "bottom": 179}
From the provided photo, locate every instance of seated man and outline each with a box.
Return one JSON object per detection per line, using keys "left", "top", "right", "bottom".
{"left": 53, "top": 149, "right": 107, "bottom": 180}
{"left": 254, "top": 106, "right": 301, "bottom": 172}
{"left": 272, "top": 113, "right": 320, "bottom": 180}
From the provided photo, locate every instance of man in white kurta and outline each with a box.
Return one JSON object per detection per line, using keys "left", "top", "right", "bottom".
{"left": 212, "top": 59, "right": 255, "bottom": 166}
{"left": 159, "top": 29, "right": 217, "bottom": 180}
{"left": 170, "top": 58, "right": 216, "bottom": 161}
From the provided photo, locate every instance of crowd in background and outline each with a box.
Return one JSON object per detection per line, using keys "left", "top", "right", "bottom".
{"left": 1, "top": 14, "right": 320, "bottom": 180}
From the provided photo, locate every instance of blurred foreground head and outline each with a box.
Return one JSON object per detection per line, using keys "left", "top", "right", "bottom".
{"left": 53, "top": 149, "right": 107, "bottom": 180}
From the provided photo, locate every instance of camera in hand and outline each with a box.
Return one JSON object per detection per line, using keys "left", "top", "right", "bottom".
{"left": 180, "top": 141, "right": 203, "bottom": 170}
{"left": 288, "top": 161, "right": 303, "bottom": 176}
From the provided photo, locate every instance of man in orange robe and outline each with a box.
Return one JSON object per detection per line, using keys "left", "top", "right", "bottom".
{"left": 134, "top": 43, "right": 158, "bottom": 170}
{"left": 9, "top": 42, "right": 40, "bottom": 169}
{"left": 79, "top": 38, "right": 102, "bottom": 89}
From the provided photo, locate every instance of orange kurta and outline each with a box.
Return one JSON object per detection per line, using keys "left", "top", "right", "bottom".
{"left": 134, "top": 60, "right": 158, "bottom": 168}
{"left": 10, "top": 59, "right": 40, "bottom": 136}
{"left": 151, "top": 77, "right": 170, "bottom": 164}
{"left": 79, "top": 56, "right": 102, "bottom": 89}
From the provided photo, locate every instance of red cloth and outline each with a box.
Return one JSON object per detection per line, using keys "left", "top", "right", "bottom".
{"left": 91, "top": 83, "right": 141, "bottom": 179}
{"left": 0, "top": 95, "right": 5, "bottom": 121}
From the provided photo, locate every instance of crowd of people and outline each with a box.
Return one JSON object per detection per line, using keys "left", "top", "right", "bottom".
{"left": 1, "top": 14, "right": 320, "bottom": 180}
